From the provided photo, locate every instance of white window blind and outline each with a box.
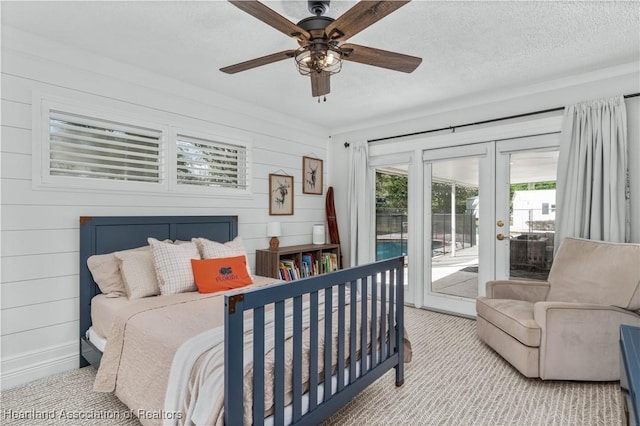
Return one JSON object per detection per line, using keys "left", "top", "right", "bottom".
{"left": 48, "top": 110, "right": 162, "bottom": 183}
{"left": 176, "top": 134, "right": 248, "bottom": 189}
{"left": 36, "top": 96, "right": 251, "bottom": 197}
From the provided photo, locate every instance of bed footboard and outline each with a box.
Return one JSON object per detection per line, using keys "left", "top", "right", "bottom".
{"left": 224, "top": 256, "right": 405, "bottom": 425}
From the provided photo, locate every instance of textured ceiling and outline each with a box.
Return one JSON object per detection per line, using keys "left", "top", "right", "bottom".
{"left": 3, "top": 1, "right": 639, "bottom": 133}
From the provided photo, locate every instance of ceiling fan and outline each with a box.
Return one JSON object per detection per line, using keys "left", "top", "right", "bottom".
{"left": 220, "top": 0, "right": 422, "bottom": 99}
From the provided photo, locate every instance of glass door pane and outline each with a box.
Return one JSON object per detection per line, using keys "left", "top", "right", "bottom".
{"left": 495, "top": 134, "right": 560, "bottom": 282}
{"left": 375, "top": 165, "right": 411, "bottom": 302}
{"left": 430, "top": 158, "right": 480, "bottom": 299}
{"left": 507, "top": 149, "right": 558, "bottom": 281}
{"left": 375, "top": 169, "right": 408, "bottom": 261}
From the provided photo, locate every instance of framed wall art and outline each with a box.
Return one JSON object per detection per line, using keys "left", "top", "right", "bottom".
{"left": 269, "top": 173, "right": 294, "bottom": 215}
{"left": 302, "top": 156, "right": 323, "bottom": 195}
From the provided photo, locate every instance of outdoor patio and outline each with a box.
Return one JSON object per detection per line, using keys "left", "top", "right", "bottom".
{"left": 431, "top": 244, "right": 479, "bottom": 299}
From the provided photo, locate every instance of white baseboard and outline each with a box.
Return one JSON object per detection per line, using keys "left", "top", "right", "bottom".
{"left": 1, "top": 341, "right": 78, "bottom": 390}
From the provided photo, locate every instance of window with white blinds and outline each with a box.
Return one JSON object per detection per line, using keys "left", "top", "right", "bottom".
{"left": 36, "top": 97, "right": 251, "bottom": 197}
{"left": 48, "top": 110, "right": 163, "bottom": 183}
{"left": 176, "top": 134, "right": 248, "bottom": 189}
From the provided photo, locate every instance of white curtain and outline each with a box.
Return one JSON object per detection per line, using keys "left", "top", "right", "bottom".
{"left": 555, "top": 95, "right": 630, "bottom": 253}
{"left": 347, "top": 140, "right": 372, "bottom": 266}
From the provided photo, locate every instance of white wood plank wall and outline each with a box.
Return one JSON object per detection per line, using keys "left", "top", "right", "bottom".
{"left": 1, "top": 28, "right": 332, "bottom": 389}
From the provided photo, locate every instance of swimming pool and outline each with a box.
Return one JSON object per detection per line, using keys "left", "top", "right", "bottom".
{"left": 376, "top": 240, "right": 407, "bottom": 260}
{"left": 376, "top": 239, "right": 447, "bottom": 260}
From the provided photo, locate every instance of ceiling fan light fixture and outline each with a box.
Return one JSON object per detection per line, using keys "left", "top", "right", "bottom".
{"left": 295, "top": 43, "right": 343, "bottom": 76}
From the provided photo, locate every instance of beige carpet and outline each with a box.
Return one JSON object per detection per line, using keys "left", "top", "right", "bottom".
{"left": 1, "top": 307, "right": 623, "bottom": 425}
{"left": 323, "top": 307, "right": 623, "bottom": 425}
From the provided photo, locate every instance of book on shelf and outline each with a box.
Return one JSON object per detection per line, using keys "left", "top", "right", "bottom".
{"left": 320, "top": 252, "right": 338, "bottom": 274}
{"left": 278, "top": 265, "right": 290, "bottom": 281}
{"left": 279, "top": 259, "right": 300, "bottom": 281}
{"left": 301, "top": 253, "right": 317, "bottom": 278}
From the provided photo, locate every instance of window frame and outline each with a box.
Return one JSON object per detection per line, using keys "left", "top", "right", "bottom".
{"left": 34, "top": 97, "right": 170, "bottom": 194}
{"left": 169, "top": 126, "right": 252, "bottom": 197}
{"left": 33, "top": 95, "right": 252, "bottom": 198}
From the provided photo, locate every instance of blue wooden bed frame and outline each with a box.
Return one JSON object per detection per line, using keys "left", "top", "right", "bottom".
{"left": 79, "top": 215, "right": 405, "bottom": 425}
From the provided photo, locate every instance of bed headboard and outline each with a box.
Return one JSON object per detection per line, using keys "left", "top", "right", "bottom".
{"left": 79, "top": 215, "right": 238, "bottom": 346}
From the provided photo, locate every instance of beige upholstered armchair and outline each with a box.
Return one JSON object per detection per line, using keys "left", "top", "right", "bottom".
{"left": 476, "top": 237, "right": 640, "bottom": 381}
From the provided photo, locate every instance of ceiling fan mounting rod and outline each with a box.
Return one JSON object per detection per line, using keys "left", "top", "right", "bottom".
{"left": 308, "top": 0, "right": 330, "bottom": 16}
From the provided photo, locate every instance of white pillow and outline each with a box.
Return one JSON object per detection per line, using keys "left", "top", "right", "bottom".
{"left": 148, "top": 237, "right": 200, "bottom": 295}
{"left": 114, "top": 248, "right": 160, "bottom": 299}
{"left": 87, "top": 253, "right": 126, "bottom": 298}
{"left": 192, "top": 236, "right": 253, "bottom": 278}
{"left": 87, "top": 245, "right": 149, "bottom": 298}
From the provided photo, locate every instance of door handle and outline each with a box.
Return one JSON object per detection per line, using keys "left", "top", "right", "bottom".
{"left": 496, "top": 234, "right": 505, "bottom": 241}
{"left": 497, "top": 220, "right": 504, "bottom": 227}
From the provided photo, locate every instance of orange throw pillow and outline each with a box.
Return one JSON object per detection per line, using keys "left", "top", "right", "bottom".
{"left": 191, "top": 256, "right": 253, "bottom": 294}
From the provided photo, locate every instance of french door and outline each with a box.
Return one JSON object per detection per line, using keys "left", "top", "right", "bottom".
{"left": 422, "top": 134, "right": 559, "bottom": 317}
{"left": 423, "top": 143, "right": 494, "bottom": 316}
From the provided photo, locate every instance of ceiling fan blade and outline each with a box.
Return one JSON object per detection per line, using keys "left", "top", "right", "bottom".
{"left": 228, "top": 0, "right": 310, "bottom": 41}
{"left": 341, "top": 43, "right": 422, "bottom": 73}
{"left": 220, "top": 50, "right": 296, "bottom": 74}
{"left": 311, "top": 71, "right": 331, "bottom": 97}
{"left": 325, "top": 1, "right": 411, "bottom": 43}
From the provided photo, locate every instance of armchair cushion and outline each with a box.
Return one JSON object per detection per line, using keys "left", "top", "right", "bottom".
{"left": 485, "top": 280, "right": 549, "bottom": 302}
{"left": 546, "top": 237, "right": 640, "bottom": 310}
{"left": 476, "top": 298, "right": 540, "bottom": 347}
{"left": 533, "top": 301, "right": 640, "bottom": 380}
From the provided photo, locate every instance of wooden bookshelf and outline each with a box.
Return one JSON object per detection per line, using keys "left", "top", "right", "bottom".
{"left": 255, "top": 243, "right": 341, "bottom": 280}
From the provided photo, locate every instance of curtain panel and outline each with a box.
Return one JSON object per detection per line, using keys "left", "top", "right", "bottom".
{"left": 347, "top": 140, "right": 372, "bottom": 267}
{"left": 555, "top": 95, "right": 630, "bottom": 253}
